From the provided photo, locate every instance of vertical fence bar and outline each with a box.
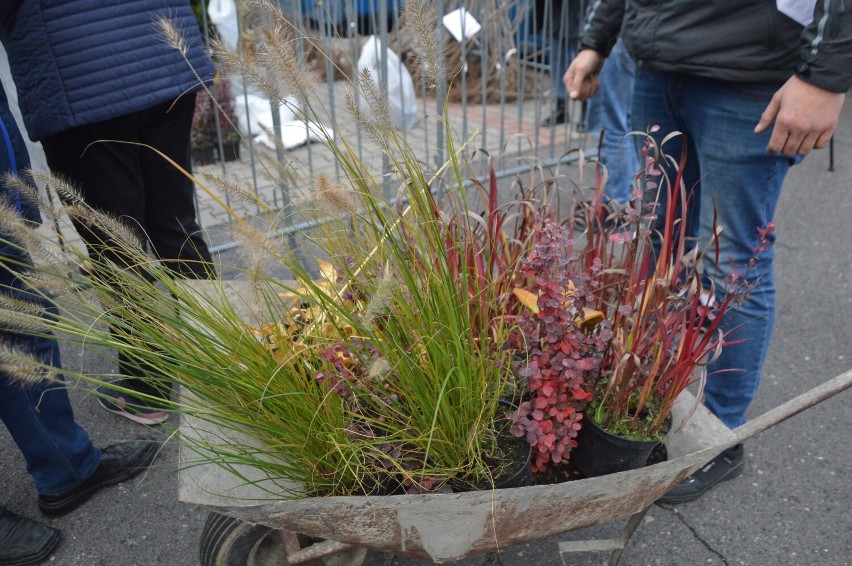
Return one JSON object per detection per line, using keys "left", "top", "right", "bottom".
{"left": 479, "top": 1, "right": 489, "bottom": 149}
{"left": 498, "top": 4, "right": 507, "bottom": 153}
{"left": 294, "top": 1, "right": 314, "bottom": 178}
{"left": 531, "top": 0, "right": 542, "bottom": 159}
{"left": 459, "top": 8, "right": 469, "bottom": 144}
{"left": 346, "top": 0, "right": 365, "bottom": 166}
{"left": 435, "top": 0, "right": 447, "bottom": 179}
{"left": 514, "top": 0, "right": 524, "bottom": 157}
{"left": 321, "top": 2, "right": 340, "bottom": 178}
{"left": 378, "top": 0, "right": 392, "bottom": 199}
{"left": 198, "top": 0, "right": 236, "bottom": 228}
{"left": 233, "top": 6, "right": 263, "bottom": 215}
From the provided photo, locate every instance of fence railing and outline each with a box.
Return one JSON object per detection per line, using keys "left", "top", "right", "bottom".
{"left": 193, "top": 0, "right": 593, "bottom": 252}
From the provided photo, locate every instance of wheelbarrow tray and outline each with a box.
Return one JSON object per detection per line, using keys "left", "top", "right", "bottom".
{"left": 176, "top": 281, "right": 852, "bottom": 563}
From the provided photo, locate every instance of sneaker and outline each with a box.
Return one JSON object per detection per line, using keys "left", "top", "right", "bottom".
{"left": 38, "top": 437, "right": 160, "bottom": 517}
{"left": 96, "top": 385, "right": 169, "bottom": 425}
{"left": 0, "top": 508, "right": 62, "bottom": 565}
{"left": 658, "top": 444, "right": 744, "bottom": 504}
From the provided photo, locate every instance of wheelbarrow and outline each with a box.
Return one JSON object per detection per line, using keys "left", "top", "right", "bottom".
{"left": 175, "top": 282, "right": 852, "bottom": 565}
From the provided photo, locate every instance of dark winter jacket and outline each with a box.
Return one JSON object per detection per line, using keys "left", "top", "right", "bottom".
{"left": 580, "top": 0, "right": 852, "bottom": 93}
{"left": 0, "top": 0, "right": 215, "bottom": 141}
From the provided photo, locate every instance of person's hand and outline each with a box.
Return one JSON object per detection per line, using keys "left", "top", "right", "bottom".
{"left": 564, "top": 49, "right": 606, "bottom": 101}
{"left": 754, "top": 75, "right": 846, "bottom": 156}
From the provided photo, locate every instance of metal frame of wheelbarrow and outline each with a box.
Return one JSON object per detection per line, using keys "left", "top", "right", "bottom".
{"left": 179, "top": 370, "right": 850, "bottom": 565}
{"left": 175, "top": 282, "right": 852, "bottom": 565}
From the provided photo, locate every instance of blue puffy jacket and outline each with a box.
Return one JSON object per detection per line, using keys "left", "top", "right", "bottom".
{"left": 0, "top": 81, "right": 39, "bottom": 224}
{"left": 0, "top": 0, "right": 215, "bottom": 141}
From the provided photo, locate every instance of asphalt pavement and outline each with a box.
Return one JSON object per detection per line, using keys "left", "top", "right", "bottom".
{"left": 1, "top": 100, "right": 850, "bottom": 566}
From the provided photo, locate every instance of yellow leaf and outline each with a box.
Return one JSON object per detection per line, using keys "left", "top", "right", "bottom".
{"left": 513, "top": 287, "right": 604, "bottom": 327}
{"left": 317, "top": 259, "right": 336, "bottom": 283}
{"left": 580, "top": 308, "right": 604, "bottom": 328}
{"left": 512, "top": 288, "right": 539, "bottom": 314}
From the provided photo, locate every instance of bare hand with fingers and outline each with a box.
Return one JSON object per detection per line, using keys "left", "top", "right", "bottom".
{"left": 564, "top": 49, "right": 606, "bottom": 101}
{"left": 754, "top": 75, "right": 845, "bottom": 156}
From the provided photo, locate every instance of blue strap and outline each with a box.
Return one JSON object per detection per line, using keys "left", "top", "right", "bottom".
{"left": 0, "top": 113, "right": 21, "bottom": 213}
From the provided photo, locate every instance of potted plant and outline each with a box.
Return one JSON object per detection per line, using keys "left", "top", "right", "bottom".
{"left": 2, "top": 0, "right": 689, "bottom": 498}
{"left": 8, "top": 75, "right": 547, "bottom": 497}
{"left": 506, "top": 132, "right": 772, "bottom": 478}
{"left": 505, "top": 220, "right": 606, "bottom": 474}
{"left": 192, "top": 76, "right": 241, "bottom": 165}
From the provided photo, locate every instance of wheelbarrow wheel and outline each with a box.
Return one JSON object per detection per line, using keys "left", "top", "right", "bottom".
{"left": 200, "top": 512, "right": 392, "bottom": 566}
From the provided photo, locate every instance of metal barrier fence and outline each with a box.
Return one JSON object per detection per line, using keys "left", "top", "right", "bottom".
{"left": 193, "top": 0, "right": 593, "bottom": 252}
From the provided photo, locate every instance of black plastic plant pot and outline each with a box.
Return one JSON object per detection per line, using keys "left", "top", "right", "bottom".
{"left": 191, "top": 138, "right": 241, "bottom": 165}
{"left": 451, "top": 439, "right": 532, "bottom": 492}
{"left": 571, "top": 417, "right": 660, "bottom": 478}
{"left": 494, "top": 447, "right": 533, "bottom": 489}
{"left": 451, "top": 401, "right": 533, "bottom": 492}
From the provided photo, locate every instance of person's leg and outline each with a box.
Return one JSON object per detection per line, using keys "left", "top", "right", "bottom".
{"left": 587, "top": 39, "right": 640, "bottom": 204}
{"left": 0, "top": 245, "right": 101, "bottom": 495}
{"left": 40, "top": 102, "right": 213, "bottom": 278}
{"left": 137, "top": 96, "right": 215, "bottom": 279}
{"left": 634, "top": 72, "right": 791, "bottom": 429}
{"left": 40, "top": 117, "right": 172, "bottom": 411}
{"left": 631, "top": 70, "right": 702, "bottom": 238}
{"left": 41, "top": 103, "right": 213, "bottom": 413}
{"left": 634, "top": 72, "right": 795, "bottom": 502}
{"left": 678, "top": 76, "right": 792, "bottom": 429}
{"left": 39, "top": 114, "right": 148, "bottom": 271}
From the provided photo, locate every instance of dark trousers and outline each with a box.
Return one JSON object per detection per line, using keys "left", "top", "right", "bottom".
{"left": 41, "top": 95, "right": 215, "bottom": 396}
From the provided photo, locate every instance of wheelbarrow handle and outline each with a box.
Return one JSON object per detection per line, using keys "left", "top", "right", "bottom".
{"left": 733, "top": 368, "right": 852, "bottom": 444}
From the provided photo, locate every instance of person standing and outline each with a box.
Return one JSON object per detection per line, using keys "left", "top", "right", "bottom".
{"left": 565, "top": 0, "right": 849, "bottom": 501}
{"left": 0, "top": 80, "right": 159, "bottom": 566}
{"left": 0, "top": 0, "right": 218, "bottom": 425}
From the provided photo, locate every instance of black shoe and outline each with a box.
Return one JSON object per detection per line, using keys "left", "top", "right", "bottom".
{"left": 0, "top": 509, "right": 61, "bottom": 565}
{"left": 658, "top": 444, "right": 744, "bottom": 504}
{"left": 541, "top": 100, "right": 568, "bottom": 127}
{"left": 37, "top": 437, "right": 160, "bottom": 517}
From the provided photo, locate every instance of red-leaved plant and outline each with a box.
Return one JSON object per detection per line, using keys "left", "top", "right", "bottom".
{"left": 509, "top": 129, "right": 771, "bottom": 471}
{"left": 577, "top": 131, "right": 770, "bottom": 440}
{"left": 442, "top": 156, "right": 556, "bottom": 339}
{"left": 507, "top": 220, "right": 611, "bottom": 472}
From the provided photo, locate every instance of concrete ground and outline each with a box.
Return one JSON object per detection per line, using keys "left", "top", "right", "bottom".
{"left": 1, "top": 97, "right": 850, "bottom": 566}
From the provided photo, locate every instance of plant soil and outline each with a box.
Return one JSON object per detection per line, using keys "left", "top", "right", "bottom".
{"left": 452, "top": 417, "right": 532, "bottom": 491}
{"left": 533, "top": 442, "right": 669, "bottom": 485}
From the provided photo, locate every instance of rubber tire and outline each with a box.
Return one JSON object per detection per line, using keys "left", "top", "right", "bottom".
{"left": 199, "top": 512, "right": 393, "bottom": 566}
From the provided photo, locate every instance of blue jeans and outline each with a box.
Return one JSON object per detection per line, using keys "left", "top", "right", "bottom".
{"left": 587, "top": 40, "right": 640, "bottom": 204}
{"left": 631, "top": 71, "right": 797, "bottom": 429}
{"left": 0, "top": 243, "right": 101, "bottom": 495}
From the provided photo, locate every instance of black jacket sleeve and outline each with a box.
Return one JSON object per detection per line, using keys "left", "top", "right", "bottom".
{"left": 798, "top": 0, "right": 852, "bottom": 92}
{"left": 578, "top": 0, "right": 625, "bottom": 56}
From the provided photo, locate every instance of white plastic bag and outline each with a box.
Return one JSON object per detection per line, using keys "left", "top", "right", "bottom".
{"left": 236, "top": 94, "right": 330, "bottom": 150}
{"left": 209, "top": 0, "right": 331, "bottom": 150}
{"left": 208, "top": 0, "right": 240, "bottom": 51}
{"left": 357, "top": 36, "right": 418, "bottom": 131}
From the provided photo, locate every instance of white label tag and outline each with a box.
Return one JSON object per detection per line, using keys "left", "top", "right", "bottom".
{"left": 443, "top": 7, "right": 482, "bottom": 43}
{"left": 776, "top": 0, "right": 816, "bottom": 27}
